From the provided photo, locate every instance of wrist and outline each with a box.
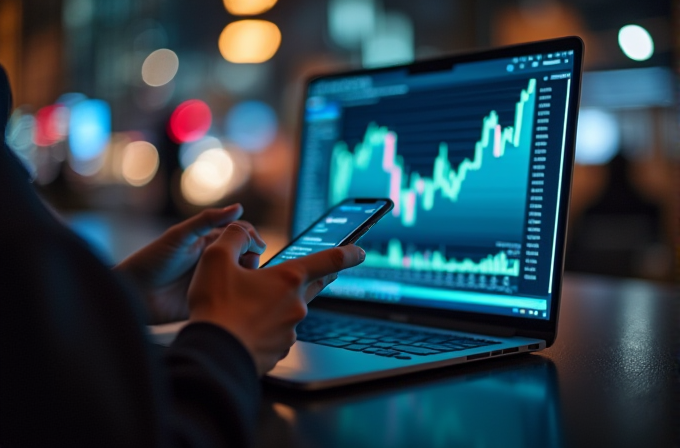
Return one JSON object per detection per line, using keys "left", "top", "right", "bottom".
{"left": 188, "top": 313, "right": 262, "bottom": 375}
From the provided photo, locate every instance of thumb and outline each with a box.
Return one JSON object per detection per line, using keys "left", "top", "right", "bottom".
{"left": 277, "top": 244, "right": 366, "bottom": 283}
{"left": 177, "top": 204, "right": 243, "bottom": 239}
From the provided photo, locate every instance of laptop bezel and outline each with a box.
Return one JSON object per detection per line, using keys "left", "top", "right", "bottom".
{"left": 288, "top": 36, "right": 584, "bottom": 347}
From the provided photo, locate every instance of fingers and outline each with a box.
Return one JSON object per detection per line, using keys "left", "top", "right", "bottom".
{"left": 231, "top": 221, "right": 266, "bottom": 255}
{"left": 210, "top": 222, "right": 255, "bottom": 264}
{"left": 178, "top": 204, "right": 244, "bottom": 239}
{"left": 239, "top": 252, "right": 261, "bottom": 269}
{"left": 281, "top": 245, "right": 366, "bottom": 283}
{"left": 302, "top": 272, "right": 338, "bottom": 303}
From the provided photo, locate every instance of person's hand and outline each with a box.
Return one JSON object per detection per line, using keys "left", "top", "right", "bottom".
{"left": 114, "top": 204, "right": 266, "bottom": 324}
{"left": 188, "top": 223, "right": 366, "bottom": 376}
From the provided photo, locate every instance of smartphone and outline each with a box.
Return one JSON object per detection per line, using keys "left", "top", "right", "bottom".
{"left": 260, "top": 198, "right": 394, "bottom": 268}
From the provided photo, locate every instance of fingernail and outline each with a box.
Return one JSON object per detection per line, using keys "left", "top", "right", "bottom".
{"left": 224, "top": 203, "right": 242, "bottom": 211}
{"left": 358, "top": 247, "right": 366, "bottom": 262}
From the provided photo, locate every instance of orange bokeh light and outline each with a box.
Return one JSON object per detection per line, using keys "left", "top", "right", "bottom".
{"left": 218, "top": 20, "right": 281, "bottom": 64}
{"left": 222, "top": 0, "right": 278, "bottom": 16}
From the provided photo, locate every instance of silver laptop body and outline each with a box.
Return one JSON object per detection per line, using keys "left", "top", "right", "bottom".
{"left": 266, "top": 37, "right": 583, "bottom": 389}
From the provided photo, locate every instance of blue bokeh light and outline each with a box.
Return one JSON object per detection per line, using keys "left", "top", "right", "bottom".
{"left": 225, "top": 101, "right": 277, "bottom": 152}
{"left": 68, "top": 99, "right": 111, "bottom": 164}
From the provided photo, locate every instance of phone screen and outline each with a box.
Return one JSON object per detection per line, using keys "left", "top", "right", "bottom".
{"left": 262, "top": 200, "right": 391, "bottom": 268}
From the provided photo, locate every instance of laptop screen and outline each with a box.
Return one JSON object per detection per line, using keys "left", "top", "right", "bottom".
{"left": 293, "top": 44, "right": 578, "bottom": 322}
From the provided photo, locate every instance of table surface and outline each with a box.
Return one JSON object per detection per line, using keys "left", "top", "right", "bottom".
{"left": 256, "top": 274, "right": 679, "bottom": 448}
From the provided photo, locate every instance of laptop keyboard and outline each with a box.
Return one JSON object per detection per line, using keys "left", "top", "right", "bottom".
{"left": 296, "top": 313, "right": 501, "bottom": 360}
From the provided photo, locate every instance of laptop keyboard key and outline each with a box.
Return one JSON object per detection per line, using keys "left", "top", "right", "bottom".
{"left": 316, "top": 339, "right": 351, "bottom": 348}
{"left": 374, "top": 349, "right": 400, "bottom": 357}
{"left": 392, "top": 345, "right": 439, "bottom": 355}
{"left": 345, "top": 344, "right": 371, "bottom": 351}
{"left": 338, "top": 336, "right": 359, "bottom": 342}
{"left": 424, "top": 337, "right": 450, "bottom": 344}
{"left": 379, "top": 337, "right": 401, "bottom": 343}
{"left": 421, "top": 343, "right": 455, "bottom": 352}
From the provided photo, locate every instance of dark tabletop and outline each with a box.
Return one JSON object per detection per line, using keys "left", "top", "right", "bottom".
{"left": 256, "top": 274, "right": 679, "bottom": 448}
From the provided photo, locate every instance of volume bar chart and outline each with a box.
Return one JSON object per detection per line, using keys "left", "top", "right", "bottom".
{"left": 364, "top": 239, "right": 520, "bottom": 276}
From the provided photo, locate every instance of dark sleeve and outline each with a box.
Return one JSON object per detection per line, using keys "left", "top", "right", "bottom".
{"left": 166, "top": 324, "right": 261, "bottom": 448}
{"left": 0, "top": 68, "right": 261, "bottom": 445}
{"left": 0, "top": 180, "right": 261, "bottom": 448}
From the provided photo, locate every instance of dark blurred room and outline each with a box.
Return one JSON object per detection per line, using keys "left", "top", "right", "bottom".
{"left": 1, "top": 0, "right": 678, "bottom": 281}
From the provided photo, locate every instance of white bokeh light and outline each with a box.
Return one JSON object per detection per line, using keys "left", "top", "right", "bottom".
{"left": 181, "top": 149, "right": 235, "bottom": 205}
{"left": 575, "top": 109, "right": 620, "bottom": 165}
{"left": 618, "top": 25, "right": 654, "bottom": 62}
{"left": 121, "top": 141, "right": 160, "bottom": 187}
{"left": 142, "top": 49, "right": 180, "bottom": 87}
{"left": 179, "top": 136, "right": 223, "bottom": 169}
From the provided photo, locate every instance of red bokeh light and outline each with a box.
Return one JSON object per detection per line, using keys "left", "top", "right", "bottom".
{"left": 34, "top": 104, "right": 67, "bottom": 146}
{"left": 168, "top": 100, "right": 212, "bottom": 143}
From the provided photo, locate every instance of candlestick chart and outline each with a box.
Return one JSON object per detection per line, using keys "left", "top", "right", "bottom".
{"left": 327, "top": 78, "right": 537, "bottom": 276}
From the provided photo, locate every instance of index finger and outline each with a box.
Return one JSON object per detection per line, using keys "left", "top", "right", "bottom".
{"left": 279, "top": 245, "right": 366, "bottom": 283}
{"left": 209, "top": 222, "right": 254, "bottom": 264}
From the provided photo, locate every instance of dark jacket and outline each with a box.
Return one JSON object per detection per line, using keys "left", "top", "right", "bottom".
{"left": 0, "top": 66, "right": 260, "bottom": 448}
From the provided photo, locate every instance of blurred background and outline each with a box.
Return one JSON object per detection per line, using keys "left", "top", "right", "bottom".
{"left": 1, "top": 0, "right": 678, "bottom": 282}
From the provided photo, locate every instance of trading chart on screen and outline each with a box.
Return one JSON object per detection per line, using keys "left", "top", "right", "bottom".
{"left": 294, "top": 50, "right": 575, "bottom": 319}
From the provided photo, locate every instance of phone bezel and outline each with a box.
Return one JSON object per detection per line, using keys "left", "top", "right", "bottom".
{"left": 260, "top": 198, "right": 394, "bottom": 268}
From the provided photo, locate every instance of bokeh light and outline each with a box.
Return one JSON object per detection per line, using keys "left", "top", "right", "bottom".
{"left": 223, "top": 0, "right": 278, "bottom": 15}
{"left": 225, "top": 101, "right": 277, "bottom": 151}
{"left": 121, "top": 141, "right": 160, "bottom": 186}
{"left": 34, "top": 105, "right": 68, "bottom": 146}
{"left": 6, "top": 109, "right": 36, "bottom": 154}
{"left": 328, "top": 0, "right": 376, "bottom": 49}
{"left": 168, "top": 99, "right": 212, "bottom": 143}
{"left": 181, "top": 148, "right": 235, "bottom": 205}
{"left": 141, "top": 48, "right": 179, "bottom": 87}
{"left": 362, "top": 11, "right": 414, "bottom": 68}
{"left": 63, "top": 0, "right": 94, "bottom": 29}
{"left": 5, "top": 109, "right": 37, "bottom": 177}
{"left": 618, "top": 25, "right": 654, "bottom": 61}
{"left": 218, "top": 20, "right": 281, "bottom": 64}
{"left": 68, "top": 99, "right": 111, "bottom": 176}
{"left": 179, "top": 135, "right": 223, "bottom": 169}
{"left": 575, "top": 109, "right": 620, "bottom": 165}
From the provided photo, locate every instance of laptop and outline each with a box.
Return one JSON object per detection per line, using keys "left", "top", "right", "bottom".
{"left": 265, "top": 37, "right": 583, "bottom": 389}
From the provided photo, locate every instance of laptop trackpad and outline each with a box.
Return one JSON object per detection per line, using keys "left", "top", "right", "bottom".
{"left": 268, "top": 341, "right": 416, "bottom": 383}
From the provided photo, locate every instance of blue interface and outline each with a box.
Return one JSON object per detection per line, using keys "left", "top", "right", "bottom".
{"left": 294, "top": 50, "right": 576, "bottom": 320}
{"left": 266, "top": 201, "right": 389, "bottom": 267}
